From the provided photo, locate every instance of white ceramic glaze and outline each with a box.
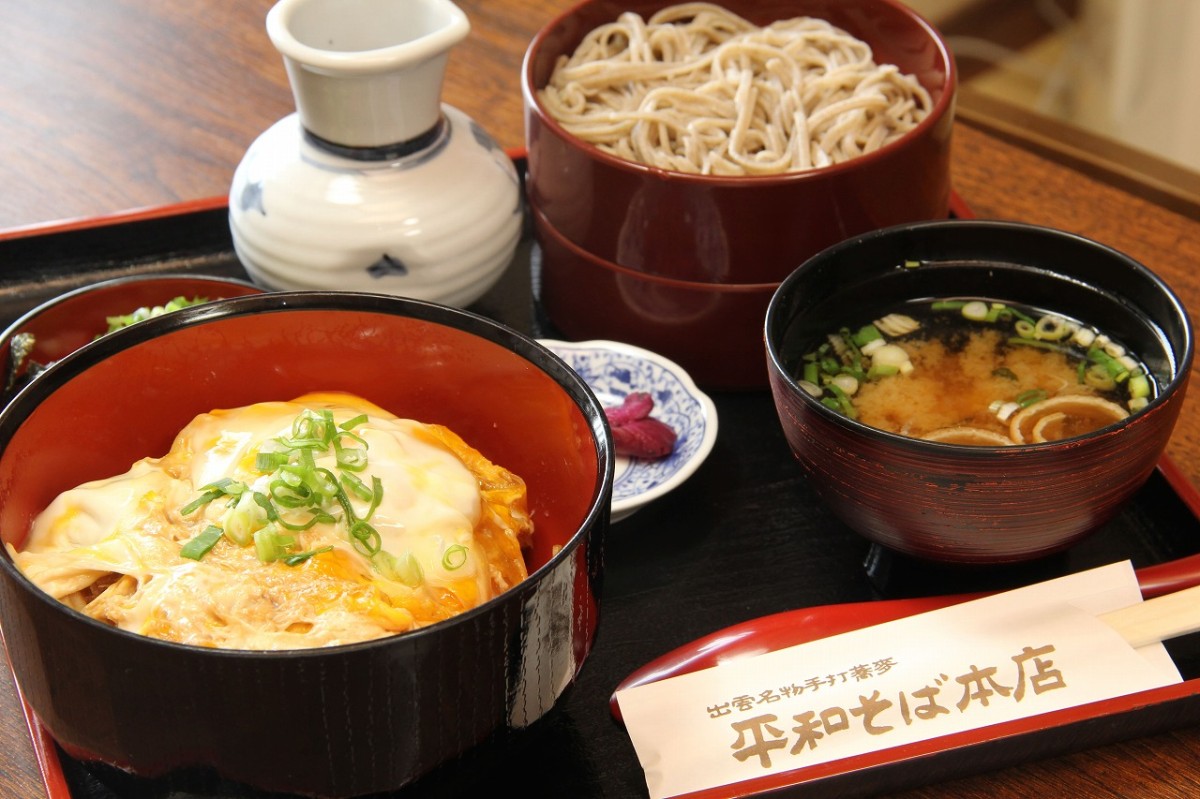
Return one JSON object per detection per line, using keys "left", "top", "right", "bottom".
{"left": 267, "top": 0, "right": 469, "bottom": 147}
{"left": 539, "top": 339, "right": 718, "bottom": 522}
{"left": 229, "top": 0, "right": 521, "bottom": 307}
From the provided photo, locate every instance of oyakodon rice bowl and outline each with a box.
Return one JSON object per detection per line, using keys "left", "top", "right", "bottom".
{"left": 0, "top": 291, "right": 613, "bottom": 797}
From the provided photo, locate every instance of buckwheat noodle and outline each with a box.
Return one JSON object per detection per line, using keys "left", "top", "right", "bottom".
{"left": 538, "top": 2, "right": 932, "bottom": 175}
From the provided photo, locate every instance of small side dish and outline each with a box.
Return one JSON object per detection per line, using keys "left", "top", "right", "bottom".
{"left": 0, "top": 274, "right": 263, "bottom": 402}
{"left": 540, "top": 339, "right": 717, "bottom": 522}
{"left": 604, "top": 391, "right": 678, "bottom": 458}
{"left": 7, "top": 295, "right": 214, "bottom": 393}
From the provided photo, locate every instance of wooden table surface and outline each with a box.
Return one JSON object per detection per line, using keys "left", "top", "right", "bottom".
{"left": 3, "top": 1, "right": 1200, "bottom": 798}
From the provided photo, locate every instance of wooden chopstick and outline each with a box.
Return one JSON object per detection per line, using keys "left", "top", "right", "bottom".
{"left": 1099, "top": 584, "right": 1200, "bottom": 650}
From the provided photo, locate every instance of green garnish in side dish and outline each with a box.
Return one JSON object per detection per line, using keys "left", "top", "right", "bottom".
{"left": 178, "top": 408, "right": 386, "bottom": 567}
{"left": 104, "top": 295, "right": 210, "bottom": 334}
{"left": 6, "top": 296, "right": 219, "bottom": 399}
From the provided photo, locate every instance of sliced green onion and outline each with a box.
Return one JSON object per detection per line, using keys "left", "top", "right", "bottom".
{"left": 348, "top": 520, "right": 382, "bottom": 557}
{"left": 281, "top": 546, "right": 333, "bottom": 567}
{"left": 335, "top": 442, "right": 368, "bottom": 472}
{"left": 180, "top": 524, "right": 224, "bottom": 560}
{"left": 309, "top": 467, "right": 340, "bottom": 498}
{"left": 180, "top": 490, "right": 223, "bottom": 517}
{"left": 962, "top": 301, "right": 989, "bottom": 321}
{"left": 1016, "top": 388, "right": 1048, "bottom": 407}
{"left": 270, "top": 477, "right": 312, "bottom": 508}
{"left": 1034, "top": 315, "right": 1070, "bottom": 341}
{"left": 341, "top": 471, "right": 374, "bottom": 502}
{"left": 104, "top": 296, "right": 209, "bottom": 334}
{"left": 339, "top": 414, "right": 369, "bottom": 431}
{"left": 1084, "top": 363, "right": 1116, "bottom": 391}
{"left": 183, "top": 406, "right": 390, "bottom": 562}
{"left": 838, "top": 365, "right": 866, "bottom": 383}
{"left": 223, "top": 491, "right": 268, "bottom": 545}
{"left": 254, "top": 526, "right": 296, "bottom": 562}
{"left": 851, "top": 325, "right": 882, "bottom": 347}
{"left": 374, "top": 550, "right": 424, "bottom": 587}
{"left": 180, "top": 478, "right": 247, "bottom": 516}
{"left": 931, "top": 300, "right": 966, "bottom": 311}
{"left": 984, "top": 303, "right": 1011, "bottom": 323}
{"left": 442, "top": 544, "right": 469, "bottom": 570}
{"left": 255, "top": 450, "right": 290, "bottom": 472}
{"left": 1008, "top": 306, "right": 1038, "bottom": 325}
{"left": 1088, "top": 347, "right": 1130, "bottom": 382}
{"left": 364, "top": 477, "right": 384, "bottom": 521}
{"left": 1008, "top": 337, "right": 1063, "bottom": 351}
{"left": 867, "top": 363, "right": 900, "bottom": 380}
{"left": 825, "top": 383, "right": 857, "bottom": 419}
{"left": 838, "top": 327, "right": 863, "bottom": 367}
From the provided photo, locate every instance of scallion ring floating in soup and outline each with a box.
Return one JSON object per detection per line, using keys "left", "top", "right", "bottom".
{"left": 794, "top": 299, "right": 1153, "bottom": 445}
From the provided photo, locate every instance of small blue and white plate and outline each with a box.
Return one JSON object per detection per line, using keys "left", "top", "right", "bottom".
{"left": 540, "top": 339, "right": 718, "bottom": 522}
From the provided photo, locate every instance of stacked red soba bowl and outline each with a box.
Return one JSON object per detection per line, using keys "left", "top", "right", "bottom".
{"left": 522, "top": 0, "right": 957, "bottom": 389}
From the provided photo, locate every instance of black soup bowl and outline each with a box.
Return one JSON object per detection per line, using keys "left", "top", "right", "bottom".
{"left": 0, "top": 291, "right": 613, "bottom": 796}
{"left": 765, "top": 220, "right": 1193, "bottom": 564}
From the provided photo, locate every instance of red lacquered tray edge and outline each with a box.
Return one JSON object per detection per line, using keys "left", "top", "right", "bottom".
{"left": 17, "top": 457, "right": 1200, "bottom": 799}
{"left": 609, "top": 452, "right": 1200, "bottom": 799}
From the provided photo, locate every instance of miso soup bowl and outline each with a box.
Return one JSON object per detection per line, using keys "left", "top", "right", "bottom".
{"left": 0, "top": 292, "right": 612, "bottom": 796}
{"left": 765, "top": 220, "right": 1193, "bottom": 564}
{"left": 523, "top": 0, "right": 957, "bottom": 285}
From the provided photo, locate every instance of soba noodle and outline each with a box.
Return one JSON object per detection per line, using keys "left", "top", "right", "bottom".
{"left": 538, "top": 2, "right": 933, "bottom": 175}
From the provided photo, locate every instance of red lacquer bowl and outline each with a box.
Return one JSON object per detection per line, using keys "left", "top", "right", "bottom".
{"left": 765, "top": 220, "right": 1194, "bottom": 563}
{"left": 0, "top": 292, "right": 612, "bottom": 796}
{"left": 523, "top": 0, "right": 957, "bottom": 285}
{"left": 533, "top": 205, "right": 778, "bottom": 389}
{"left": 0, "top": 273, "right": 263, "bottom": 398}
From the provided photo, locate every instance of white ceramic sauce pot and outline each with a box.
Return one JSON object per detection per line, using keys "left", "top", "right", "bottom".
{"left": 229, "top": 0, "right": 522, "bottom": 307}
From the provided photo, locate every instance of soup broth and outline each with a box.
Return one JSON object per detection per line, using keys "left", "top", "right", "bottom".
{"left": 794, "top": 298, "right": 1156, "bottom": 445}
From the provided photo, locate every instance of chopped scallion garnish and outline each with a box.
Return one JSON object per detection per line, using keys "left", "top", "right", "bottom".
{"left": 281, "top": 546, "right": 333, "bottom": 566}
{"left": 178, "top": 406, "right": 389, "bottom": 566}
{"left": 179, "top": 524, "right": 225, "bottom": 561}
{"left": 104, "top": 296, "right": 210, "bottom": 334}
{"left": 442, "top": 544, "right": 468, "bottom": 570}
{"left": 254, "top": 527, "right": 296, "bottom": 562}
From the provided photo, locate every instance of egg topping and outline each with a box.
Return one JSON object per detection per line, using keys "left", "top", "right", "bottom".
{"left": 8, "top": 392, "right": 533, "bottom": 650}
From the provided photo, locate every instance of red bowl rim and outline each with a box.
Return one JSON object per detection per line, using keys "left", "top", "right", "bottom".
{"left": 0, "top": 273, "right": 263, "bottom": 348}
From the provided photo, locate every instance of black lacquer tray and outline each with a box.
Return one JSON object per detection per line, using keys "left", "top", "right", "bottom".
{"left": 5, "top": 178, "right": 1200, "bottom": 799}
